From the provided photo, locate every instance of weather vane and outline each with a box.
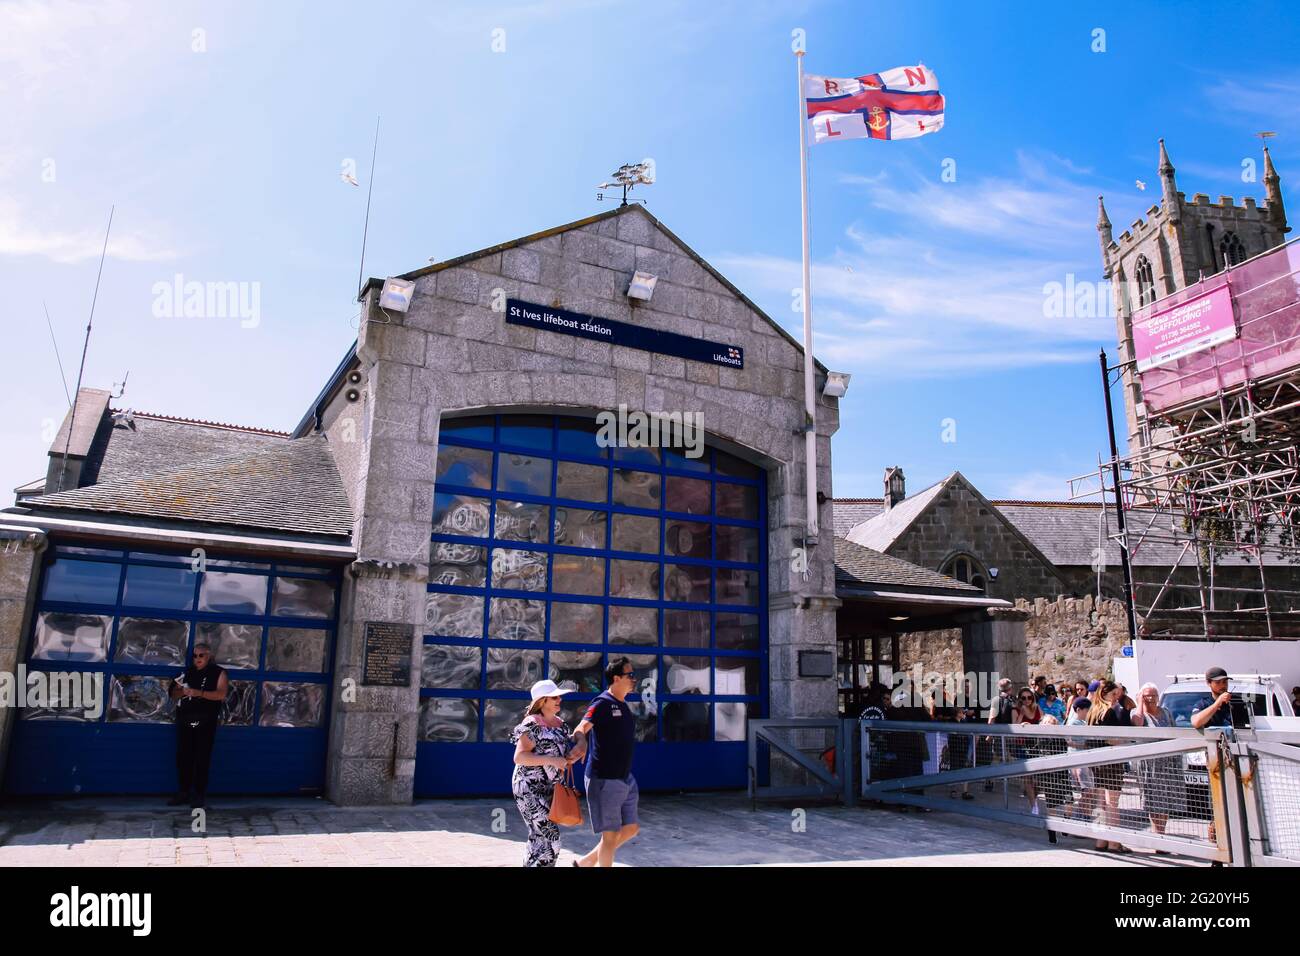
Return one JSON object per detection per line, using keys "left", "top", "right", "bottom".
{"left": 597, "top": 161, "right": 655, "bottom": 206}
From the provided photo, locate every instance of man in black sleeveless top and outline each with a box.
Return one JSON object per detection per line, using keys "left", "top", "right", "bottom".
{"left": 168, "top": 642, "right": 228, "bottom": 809}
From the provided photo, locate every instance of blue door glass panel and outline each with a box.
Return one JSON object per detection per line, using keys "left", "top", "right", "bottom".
{"left": 4, "top": 547, "right": 340, "bottom": 797}
{"left": 417, "top": 413, "right": 767, "bottom": 797}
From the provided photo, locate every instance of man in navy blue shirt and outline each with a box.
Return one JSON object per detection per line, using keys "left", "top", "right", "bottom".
{"left": 573, "top": 657, "right": 640, "bottom": 867}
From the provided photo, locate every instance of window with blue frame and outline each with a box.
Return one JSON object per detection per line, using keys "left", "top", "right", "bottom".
{"left": 421, "top": 413, "right": 766, "bottom": 747}
{"left": 25, "top": 546, "right": 339, "bottom": 728}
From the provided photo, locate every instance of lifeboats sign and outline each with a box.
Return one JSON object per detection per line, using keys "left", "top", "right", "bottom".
{"left": 506, "top": 299, "right": 744, "bottom": 368}
{"left": 1133, "top": 285, "right": 1237, "bottom": 372}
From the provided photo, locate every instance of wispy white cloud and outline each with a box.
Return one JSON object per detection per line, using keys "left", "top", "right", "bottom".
{"left": 0, "top": 199, "right": 179, "bottom": 263}
{"left": 716, "top": 151, "right": 1109, "bottom": 378}
{"left": 0, "top": 0, "right": 133, "bottom": 99}
{"left": 1203, "top": 75, "right": 1300, "bottom": 124}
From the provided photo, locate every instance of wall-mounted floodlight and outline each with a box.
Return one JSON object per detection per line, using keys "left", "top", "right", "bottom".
{"left": 627, "top": 271, "right": 658, "bottom": 301}
{"left": 988, "top": 567, "right": 1000, "bottom": 581}
{"left": 822, "top": 371, "right": 851, "bottom": 398}
{"left": 379, "top": 277, "right": 416, "bottom": 312}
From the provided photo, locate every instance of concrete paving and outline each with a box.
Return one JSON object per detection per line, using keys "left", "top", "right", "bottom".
{"left": 0, "top": 793, "right": 1207, "bottom": 867}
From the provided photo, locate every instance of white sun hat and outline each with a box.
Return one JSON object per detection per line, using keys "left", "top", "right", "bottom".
{"left": 529, "top": 679, "right": 568, "bottom": 702}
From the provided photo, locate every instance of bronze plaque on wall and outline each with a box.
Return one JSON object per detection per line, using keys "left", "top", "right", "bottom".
{"left": 362, "top": 621, "right": 414, "bottom": 687}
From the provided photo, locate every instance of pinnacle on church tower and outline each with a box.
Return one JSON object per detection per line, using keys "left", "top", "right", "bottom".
{"left": 1158, "top": 138, "right": 1179, "bottom": 221}
{"left": 1097, "top": 195, "right": 1113, "bottom": 266}
{"left": 1263, "top": 145, "right": 1290, "bottom": 234}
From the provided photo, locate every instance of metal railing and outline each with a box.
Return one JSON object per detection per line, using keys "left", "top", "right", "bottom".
{"left": 861, "top": 720, "right": 1231, "bottom": 862}
{"left": 859, "top": 719, "right": 1300, "bottom": 866}
{"left": 1237, "top": 728, "right": 1300, "bottom": 866}
{"left": 746, "top": 718, "right": 855, "bottom": 806}
{"left": 743, "top": 717, "right": 1299, "bottom": 865}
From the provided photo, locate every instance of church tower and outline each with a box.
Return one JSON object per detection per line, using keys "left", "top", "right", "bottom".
{"left": 1099, "top": 140, "right": 1290, "bottom": 450}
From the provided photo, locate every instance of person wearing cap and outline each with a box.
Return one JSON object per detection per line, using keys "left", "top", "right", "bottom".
{"left": 1191, "top": 667, "right": 1234, "bottom": 730}
{"left": 510, "top": 679, "right": 586, "bottom": 867}
{"left": 1190, "top": 667, "right": 1234, "bottom": 857}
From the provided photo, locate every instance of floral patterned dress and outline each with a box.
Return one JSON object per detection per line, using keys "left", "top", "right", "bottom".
{"left": 510, "top": 716, "right": 576, "bottom": 867}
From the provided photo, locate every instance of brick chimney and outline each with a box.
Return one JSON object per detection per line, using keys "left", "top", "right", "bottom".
{"left": 883, "top": 466, "right": 905, "bottom": 510}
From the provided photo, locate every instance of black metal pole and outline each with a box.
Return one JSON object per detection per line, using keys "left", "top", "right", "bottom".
{"left": 1100, "top": 349, "right": 1139, "bottom": 643}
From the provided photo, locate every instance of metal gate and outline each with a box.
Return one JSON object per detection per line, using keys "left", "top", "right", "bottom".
{"left": 860, "top": 720, "right": 1232, "bottom": 862}
{"left": 1238, "top": 729, "right": 1300, "bottom": 866}
{"left": 746, "top": 718, "right": 854, "bottom": 804}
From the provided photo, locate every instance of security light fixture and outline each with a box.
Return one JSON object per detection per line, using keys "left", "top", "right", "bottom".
{"left": 627, "top": 271, "right": 658, "bottom": 301}
{"left": 822, "top": 371, "right": 851, "bottom": 398}
{"left": 988, "top": 567, "right": 999, "bottom": 581}
{"left": 379, "top": 277, "right": 415, "bottom": 312}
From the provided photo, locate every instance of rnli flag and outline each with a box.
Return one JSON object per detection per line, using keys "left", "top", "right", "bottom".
{"left": 805, "top": 64, "right": 944, "bottom": 143}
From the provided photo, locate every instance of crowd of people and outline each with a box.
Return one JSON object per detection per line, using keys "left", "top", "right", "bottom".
{"left": 862, "top": 667, "right": 1242, "bottom": 856}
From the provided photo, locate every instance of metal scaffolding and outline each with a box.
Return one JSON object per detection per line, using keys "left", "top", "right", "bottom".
{"left": 1073, "top": 237, "right": 1300, "bottom": 641}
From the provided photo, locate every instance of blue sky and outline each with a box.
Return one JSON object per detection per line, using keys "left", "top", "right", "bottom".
{"left": 2, "top": 0, "right": 1297, "bottom": 506}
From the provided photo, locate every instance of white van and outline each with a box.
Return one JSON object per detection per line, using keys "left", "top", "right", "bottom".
{"left": 1160, "top": 673, "right": 1296, "bottom": 729}
{"left": 1159, "top": 674, "right": 1297, "bottom": 815}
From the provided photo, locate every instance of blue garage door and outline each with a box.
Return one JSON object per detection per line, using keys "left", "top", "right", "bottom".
{"left": 416, "top": 413, "right": 767, "bottom": 796}
{"left": 3, "top": 544, "right": 339, "bottom": 796}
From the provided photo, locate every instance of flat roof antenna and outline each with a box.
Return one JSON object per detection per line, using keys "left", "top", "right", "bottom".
{"left": 57, "top": 205, "right": 114, "bottom": 494}
{"left": 596, "top": 161, "right": 655, "bottom": 207}
{"left": 43, "top": 301, "right": 72, "bottom": 408}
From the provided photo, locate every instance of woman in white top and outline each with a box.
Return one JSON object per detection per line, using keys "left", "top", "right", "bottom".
{"left": 510, "top": 679, "right": 587, "bottom": 867}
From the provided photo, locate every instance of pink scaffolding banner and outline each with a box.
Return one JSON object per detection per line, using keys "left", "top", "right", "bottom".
{"left": 1133, "top": 285, "right": 1237, "bottom": 372}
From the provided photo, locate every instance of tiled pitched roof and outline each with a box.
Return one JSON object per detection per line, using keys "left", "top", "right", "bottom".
{"left": 834, "top": 536, "right": 979, "bottom": 592}
{"left": 832, "top": 496, "right": 1279, "bottom": 569}
{"left": 843, "top": 478, "right": 948, "bottom": 552}
{"left": 25, "top": 436, "right": 353, "bottom": 537}
{"left": 85, "top": 410, "right": 289, "bottom": 485}
{"left": 832, "top": 498, "right": 883, "bottom": 537}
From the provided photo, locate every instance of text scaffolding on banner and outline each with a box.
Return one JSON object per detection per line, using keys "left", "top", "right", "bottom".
{"left": 804, "top": 64, "right": 945, "bottom": 143}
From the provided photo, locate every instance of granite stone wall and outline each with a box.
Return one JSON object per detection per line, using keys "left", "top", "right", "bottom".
{"left": 887, "top": 479, "right": 1069, "bottom": 604}
{"left": 0, "top": 527, "right": 46, "bottom": 785}
{"left": 322, "top": 206, "right": 841, "bottom": 803}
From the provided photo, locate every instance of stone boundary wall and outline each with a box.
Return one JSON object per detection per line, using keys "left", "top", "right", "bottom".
{"left": 898, "top": 595, "right": 1133, "bottom": 695}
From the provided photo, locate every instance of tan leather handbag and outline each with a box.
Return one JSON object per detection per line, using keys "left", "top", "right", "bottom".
{"left": 548, "top": 765, "right": 583, "bottom": 827}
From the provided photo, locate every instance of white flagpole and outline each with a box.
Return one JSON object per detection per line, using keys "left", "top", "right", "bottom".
{"left": 796, "top": 50, "right": 819, "bottom": 541}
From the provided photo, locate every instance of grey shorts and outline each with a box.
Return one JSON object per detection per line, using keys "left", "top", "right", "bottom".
{"left": 585, "top": 774, "right": 639, "bottom": 834}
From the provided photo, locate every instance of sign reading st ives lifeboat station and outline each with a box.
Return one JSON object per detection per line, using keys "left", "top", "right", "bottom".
{"left": 506, "top": 298, "right": 744, "bottom": 368}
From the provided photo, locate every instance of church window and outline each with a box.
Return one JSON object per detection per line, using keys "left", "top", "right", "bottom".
{"left": 941, "top": 553, "right": 987, "bottom": 592}
{"left": 1219, "top": 231, "right": 1246, "bottom": 267}
{"left": 1135, "top": 255, "right": 1156, "bottom": 307}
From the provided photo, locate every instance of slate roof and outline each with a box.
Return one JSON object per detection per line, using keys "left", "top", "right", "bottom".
{"left": 842, "top": 478, "right": 948, "bottom": 553}
{"left": 833, "top": 496, "right": 1279, "bottom": 568}
{"left": 24, "top": 436, "right": 352, "bottom": 538}
{"left": 832, "top": 498, "right": 884, "bottom": 537}
{"left": 84, "top": 412, "right": 289, "bottom": 486}
{"left": 834, "top": 536, "right": 980, "bottom": 593}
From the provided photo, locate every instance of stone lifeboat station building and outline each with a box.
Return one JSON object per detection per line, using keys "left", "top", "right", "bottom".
{"left": 0, "top": 206, "right": 1016, "bottom": 804}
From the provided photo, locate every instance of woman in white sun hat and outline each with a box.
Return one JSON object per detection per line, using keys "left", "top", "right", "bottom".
{"left": 510, "top": 679, "right": 587, "bottom": 867}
